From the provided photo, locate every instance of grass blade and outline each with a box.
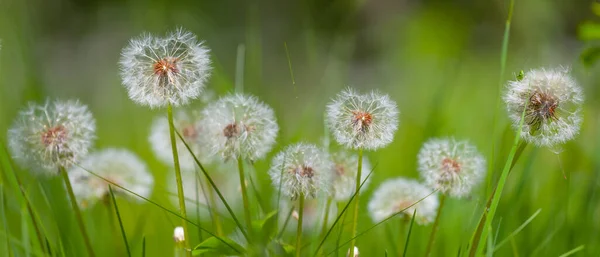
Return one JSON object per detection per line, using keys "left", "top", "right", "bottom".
{"left": 493, "top": 209, "right": 541, "bottom": 251}
{"left": 558, "top": 245, "right": 585, "bottom": 257}
{"left": 108, "top": 185, "right": 131, "bottom": 257}
{"left": 141, "top": 236, "right": 146, "bottom": 257}
{"left": 402, "top": 210, "right": 417, "bottom": 257}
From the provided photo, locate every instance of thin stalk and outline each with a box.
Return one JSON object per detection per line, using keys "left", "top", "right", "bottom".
{"left": 59, "top": 167, "right": 95, "bottom": 257}
{"left": 237, "top": 157, "right": 253, "bottom": 236}
{"left": 296, "top": 194, "right": 305, "bottom": 257}
{"left": 424, "top": 195, "right": 447, "bottom": 257}
{"left": 348, "top": 148, "right": 363, "bottom": 256}
{"left": 167, "top": 103, "right": 191, "bottom": 255}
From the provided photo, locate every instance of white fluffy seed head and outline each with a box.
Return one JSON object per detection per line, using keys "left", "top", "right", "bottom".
{"left": 68, "top": 148, "right": 153, "bottom": 208}
{"left": 368, "top": 178, "right": 438, "bottom": 225}
{"left": 119, "top": 28, "right": 212, "bottom": 108}
{"left": 269, "top": 143, "right": 333, "bottom": 199}
{"left": 417, "top": 138, "right": 486, "bottom": 198}
{"left": 503, "top": 67, "right": 583, "bottom": 147}
{"left": 327, "top": 88, "right": 399, "bottom": 150}
{"left": 8, "top": 100, "right": 96, "bottom": 175}
{"left": 149, "top": 111, "right": 213, "bottom": 170}
{"left": 329, "top": 150, "right": 372, "bottom": 201}
{"left": 201, "top": 93, "right": 279, "bottom": 161}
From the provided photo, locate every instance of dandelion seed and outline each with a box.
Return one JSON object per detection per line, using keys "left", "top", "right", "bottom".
{"left": 347, "top": 247, "right": 359, "bottom": 257}
{"left": 327, "top": 88, "right": 399, "bottom": 150}
{"left": 268, "top": 143, "right": 332, "bottom": 199}
{"left": 149, "top": 111, "right": 213, "bottom": 170}
{"left": 329, "top": 150, "right": 372, "bottom": 201}
{"left": 504, "top": 67, "right": 583, "bottom": 147}
{"left": 368, "top": 178, "right": 438, "bottom": 225}
{"left": 8, "top": 100, "right": 95, "bottom": 174}
{"left": 201, "top": 93, "right": 278, "bottom": 161}
{"left": 173, "top": 226, "right": 185, "bottom": 243}
{"left": 68, "top": 148, "right": 153, "bottom": 208}
{"left": 119, "top": 28, "right": 211, "bottom": 108}
{"left": 417, "top": 138, "right": 485, "bottom": 198}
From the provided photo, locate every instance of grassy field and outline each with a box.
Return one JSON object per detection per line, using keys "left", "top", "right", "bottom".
{"left": 1, "top": 0, "right": 599, "bottom": 256}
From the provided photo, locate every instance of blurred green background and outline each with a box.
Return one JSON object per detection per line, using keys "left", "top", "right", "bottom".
{"left": 1, "top": 0, "right": 600, "bottom": 256}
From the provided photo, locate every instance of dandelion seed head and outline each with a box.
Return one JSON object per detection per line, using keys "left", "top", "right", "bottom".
{"left": 201, "top": 93, "right": 278, "bottom": 161}
{"left": 119, "top": 28, "right": 211, "bottom": 108}
{"left": 327, "top": 88, "right": 399, "bottom": 150}
{"left": 368, "top": 178, "right": 438, "bottom": 225}
{"left": 149, "top": 111, "right": 213, "bottom": 171}
{"left": 329, "top": 150, "right": 372, "bottom": 201}
{"left": 8, "top": 100, "right": 95, "bottom": 174}
{"left": 268, "top": 143, "right": 332, "bottom": 199}
{"left": 417, "top": 138, "right": 485, "bottom": 198}
{"left": 504, "top": 67, "right": 583, "bottom": 147}
{"left": 68, "top": 148, "right": 153, "bottom": 208}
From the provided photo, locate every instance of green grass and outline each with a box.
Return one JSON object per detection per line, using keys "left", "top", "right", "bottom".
{"left": 1, "top": 0, "right": 599, "bottom": 256}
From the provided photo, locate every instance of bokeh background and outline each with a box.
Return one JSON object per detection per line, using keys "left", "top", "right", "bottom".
{"left": 1, "top": 0, "right": 600, "bottom": 256}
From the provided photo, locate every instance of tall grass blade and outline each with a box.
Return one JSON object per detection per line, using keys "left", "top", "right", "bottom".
{"left": 108, "top": 185, "right": 131, "bottom": 257}
{"left": 402, "top": 209, "right": 417, "bottom": 257}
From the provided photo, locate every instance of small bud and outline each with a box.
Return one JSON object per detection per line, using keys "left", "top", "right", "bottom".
{"left": 347, "top": 246, "right": 359, "bottom": 257}
{"left": 173, "top": 226, "right": 185, "bottom": 243}
{"left": 292, "top": 210, "right": 299, "bottom": 220}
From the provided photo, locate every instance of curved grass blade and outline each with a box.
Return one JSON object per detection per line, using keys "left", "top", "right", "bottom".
{"left": 73, "top": 164, "right": 241, "bottom": 254}
{"left": 175, "top": 130, "right": 250, "bottom": 241}
{"left": 493, "top": 209, "right": 541, "bottom": 252}
{"left": 402, "top": 209, "right": 417, "bottom": 257}
{"left": 108, "top": 185, "right": 131, "bottom": 257}
{"left": 312, "top": 164, "right": 377, "bottom": 256}
{"left": 142, "top": 236, "right": 146, "bottom": 257}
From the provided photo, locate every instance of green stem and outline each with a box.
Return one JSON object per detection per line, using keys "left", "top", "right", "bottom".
{"left": 348, "top": 148, "right": 363, "bottom": 256}
{"left": 296, "top": 194, "right": 305, "bottom": 257}
{"left": 60, "top": 167, "right": 95, "bottom": 257}
{"left": 316, "top": 198, "right": 332, "bottom": 256}
{"left": 206, "top": 181, "right": 223, "bottom": 236}
{"left": 237, "top": 157, "right": 253, "bottom": 236}
{"left": 424, "top": 195, "right": 446, "bottom": 257}
{"left": 167, "top": 103, "right": 190, "bottom": 255}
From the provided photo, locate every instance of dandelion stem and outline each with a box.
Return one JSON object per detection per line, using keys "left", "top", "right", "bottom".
{"left": 348, "top": 148, "right": 363, "bottom": 257}
{"left": 167, "top": 103, "right": 191, "bottom": 256}
{"left": 206, "top": 181, "right": 223, "bottom": 236}
{"left": 296, "top": 193, "right": 305, "bottom": 257}
{"left": 424, "top": 194, "right": 446, "bottom": 257}
{"left": 59, "top": 166, "right": 95, "bottom": 257}
{"left": 316, "top": 197, "right": 333, "bottom": 256}
{"left": 237, "top": 157, "right": 253, "bottom": 236}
